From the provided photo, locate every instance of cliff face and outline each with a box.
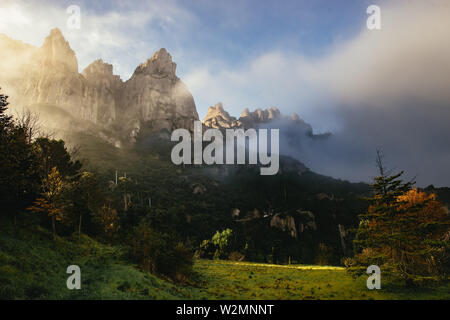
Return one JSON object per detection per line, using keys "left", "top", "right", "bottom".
{"left": 15, "top": 29, "right": 105, "bottom": 124}
{"left": 120, "top": 48, "right": 199, "bottom": 141}
{"left": 81, "top": 59, "right": 123, "bottom": 125}
{"left": 0, "top": 28, "right": 199, "bottom": 144}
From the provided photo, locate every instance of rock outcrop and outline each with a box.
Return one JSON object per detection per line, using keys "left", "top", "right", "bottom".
{"left": 269, "top": 210, "right": 316, "bottom": 239}
{"left": 202, "top": 103, "right": 242, "bottom": 129}
{"left": 270, "top": 213, "right": 298, "bottom": 238}
{"left": 14, "top": 29, "right": 106, "bottom": 124}
{"left": 239, "top": 106, "right": 281, "bottom": 128}
{"left": 202, "top": 103, "right": 328, "bottom": 140}
{"left": 0, "top": 28, "right": 199, "bottom": 144}
{"left": 119, "top": 48, "right": 198, "bottom": 140}
{"left": 81, "top": 59, "right": 122, "bottom": 125}
{"left": 202, "top": 104, "right": 283, "bottom": 130}
{"left": 40, "top": 28, "right": 78, "bottom": 73}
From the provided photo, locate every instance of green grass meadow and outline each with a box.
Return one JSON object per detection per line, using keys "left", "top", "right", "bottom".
{"left": 1, "top": 225, "right": 448, "bottom": 300}
{"left": 192, "top": 260, "right": 450, "bottom": 300}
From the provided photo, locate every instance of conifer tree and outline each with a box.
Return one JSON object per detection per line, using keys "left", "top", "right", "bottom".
{"left": 349, "top": 150, "right": 449, "bottom": 284}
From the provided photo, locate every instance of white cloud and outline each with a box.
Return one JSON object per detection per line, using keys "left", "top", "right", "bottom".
{"left": 185, "top": 0, "right": 450, "bottom": 125}
{"left": 0, "top": 0, "right": 195, "bottom": 79}
{"left": 184, "top": 0, "right": 450, "bottom": 185}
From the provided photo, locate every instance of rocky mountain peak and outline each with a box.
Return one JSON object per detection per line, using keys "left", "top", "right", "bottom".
{"left": 0, "top": 29, "right": 200, "bottom": 145}
{"left": 133, "top": 48, "right": 177, "bottom": 80}
{"left": 203, "top": 103, "right": 242, "bottom": 129}
{"left": 202, "top": 103, "right": 330, "bottom": 142}
{"left": 240, "top": 108, "right": 250, "bottom": 118}
{"left": 239, "top": 106, "right": 281, "bottom": 127}
{"left": 83, "top": 59, "right": 114, "bottom": 76}
{"left": 82, "top": 59, "right": 122, "bottom": 90}
{"left": 119, "top": 48, "right": 198, "bottom": 137}
{"left": 40, "top": 28, "right": 78, "bottom": 73}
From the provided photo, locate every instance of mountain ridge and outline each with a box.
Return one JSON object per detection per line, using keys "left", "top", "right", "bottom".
{"left": 0, "top": 28, "right": 329, "bottom": 147}
{"left": 0, "top": 28, "right": 199, "bottom": 146}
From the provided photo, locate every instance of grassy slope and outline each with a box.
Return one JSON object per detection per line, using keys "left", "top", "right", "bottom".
{"left": 0, "top": 224, "right": 196, "bottom": 300}
{"left": 1, "top": 224, "right": 448, "bottom": 300}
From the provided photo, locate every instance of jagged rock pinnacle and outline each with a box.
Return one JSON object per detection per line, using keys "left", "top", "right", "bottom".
{"left": 203, "top": 103, "right": 242, "bottom": 129}
{"left": 40, "top": 28, "right": 78, "bottom": 73}
{"left": 133, "top": 48, "right": 177, "bottom": 80}
{"left": 0, "top": 30, "right": 200, "bottom": 143}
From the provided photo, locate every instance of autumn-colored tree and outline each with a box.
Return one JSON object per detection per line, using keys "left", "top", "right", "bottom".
{"left": 394, "top": 189, "right": 449, "bottom": 279}
{"left": 28, "top": 167, "right": 64, "bottom": 239}
{"left": 349, "top": 151, "right": 449, "bottom": 284}
{"left": 94, "top": 204, "right": 120, "bottom": 239}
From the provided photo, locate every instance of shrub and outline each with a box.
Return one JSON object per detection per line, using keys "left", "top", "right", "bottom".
{"left": 200, "top": 228, "right": 236, "bottom": 260}
{"left": 195, "top": 239, "right": 215, "bottom": 259}
{"left": 129, "top": 222, "right": 193, "bottom": 281}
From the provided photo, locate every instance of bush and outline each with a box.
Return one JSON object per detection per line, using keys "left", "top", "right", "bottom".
{"left": 129, "top": 222, "right": 193, "bottom": 281}
{"left": 195, "top": 239, "right": 214, "bottom": 259}
{"left": 198, "top": 229, "right": 236, "bottom": 260}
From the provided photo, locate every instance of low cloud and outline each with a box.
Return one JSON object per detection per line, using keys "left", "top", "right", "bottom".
{"left": 185, "top": 0, "right": 450, "bottom": 186}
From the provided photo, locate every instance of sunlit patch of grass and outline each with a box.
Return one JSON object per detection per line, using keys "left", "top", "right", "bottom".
{"left": 192, "top": 259, "right": 450, "bottom": 300}
{"left": 213, "top": 260, "right": 344, "bottom": 271}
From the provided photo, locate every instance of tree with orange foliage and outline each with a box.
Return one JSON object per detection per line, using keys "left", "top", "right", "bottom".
{"left": 394, "top": 189, "right": 449, "bottom": 279}
{"left": 350, "top": 151, "right": 449, "bottom": 284}
{"left": 28, "top": 167, "right": 64, "bottom": 240}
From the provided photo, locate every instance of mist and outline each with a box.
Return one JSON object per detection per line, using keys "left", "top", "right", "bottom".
{"left": 225, "top": 1, "right": 450, "bottom": 187}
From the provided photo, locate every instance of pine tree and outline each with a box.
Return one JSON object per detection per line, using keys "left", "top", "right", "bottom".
{"left": 0, "top": 88, "right": 40, "bottom": 223}
{"left": 349, "top": 150, "right": 449, "bottom": 284}
{"left": 0, "top": 88, "right": 12, "bottom": 128}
